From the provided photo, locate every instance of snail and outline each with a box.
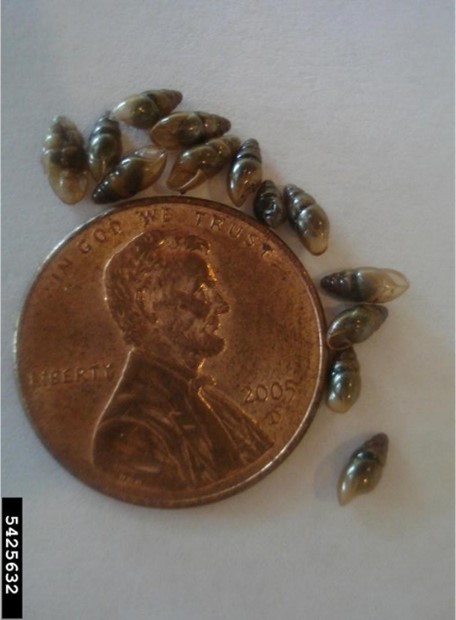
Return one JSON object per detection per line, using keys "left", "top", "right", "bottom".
{"left": 227, "top": 139, "right": 262, "bottom": 207}
{"left": 338, "top": 433, "right": 389, "bottom": 505}
{"left": 150, "top": 111, "right": 230, "bottom": 149}
{"left": 326, "top": 305, "right": 388, "bottom": 351}
{"left": 42, "top": 116, "right": 88, "bottom": 205}
{"left": 253, "top": 180, "right": 286, "bottom": 228}
{"left": 284, "top": 184, "right": 329, "bottom": 255}
{"left": 113, "top": 89, "right": 182, "bottom": 129}
{"left": 326, "top": 347, "right": 361, "bottom": 413}
{"left": 87, "top": 112, "right": 122, "bottom": 182}
{"left": 167, "top": 135, "right": 240, "bottom": 193}
{"left": 92, "top": 146, "right": 167, "bottom": 204}
{"left": 321, "top": 267, "right": 410, "bottom": 304}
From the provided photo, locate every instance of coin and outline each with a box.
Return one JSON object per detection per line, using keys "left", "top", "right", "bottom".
{"left": 16, "top": 197, "right": 326, "bottom": 507}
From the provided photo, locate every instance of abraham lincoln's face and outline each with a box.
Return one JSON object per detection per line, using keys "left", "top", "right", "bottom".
{"left": 105, "top": 231, "right": 229, "bottom": 366}
{"left": 139, "top": 253, "right": 229, "bottom": 359}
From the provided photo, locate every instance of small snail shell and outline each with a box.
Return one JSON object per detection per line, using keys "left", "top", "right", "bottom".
{"left": 326, "top": 347, "right": 361, "bottom": 413}
{"left": 227, "top": 139, "right": 262, "bottom": 207}
{"left": 41, "top": 116, "right": 88, "bottom": 205}
{"left": 92, "top": 146, "right": 167, "bottom": 204}
{"left": 253, "top": 180, "right": 286, "bottom": 228}
{"left": 87, "top": 112, "right": 122, "bottom": 182}
{"left": 338, "top": 433, "right": 389, "bottom": 505}
{"left": 150, "top": 111, "right": 231, "bottom": 149}
{"left": 113, "top": 89, "right": 182, "bottom": 129}
{"left": 283, "top": 184, "right": 329, "bottom": 255}
{"left": 167, "top": 135, "right": 240, "bottom": 193}
{"left": 321, "top": 267, "right": 410, "bottom": 304}
{"left": 326, "top": 304, "right": 388, "bottom": 351}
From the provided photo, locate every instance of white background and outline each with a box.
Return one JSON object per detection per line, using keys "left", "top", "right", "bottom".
{"left": 2, "top": 1, "right": 454, "bottom": 618}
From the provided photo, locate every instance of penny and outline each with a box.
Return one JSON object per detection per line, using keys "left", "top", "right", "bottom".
{"left": 15, "top": 196, "right": 326, "bottom": 508}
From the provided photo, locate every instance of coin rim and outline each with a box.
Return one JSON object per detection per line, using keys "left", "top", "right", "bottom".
{"left": 14, "top": 196, "right": 327, "bottom": 508}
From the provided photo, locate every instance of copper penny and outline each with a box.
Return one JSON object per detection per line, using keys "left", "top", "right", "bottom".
{"left": 16, "top": 197, "right": 326, "bottom": 507}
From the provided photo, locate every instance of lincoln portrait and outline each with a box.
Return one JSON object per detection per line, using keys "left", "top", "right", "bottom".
{"left": 92, "top": 229, "right": 272, "bottom": 489}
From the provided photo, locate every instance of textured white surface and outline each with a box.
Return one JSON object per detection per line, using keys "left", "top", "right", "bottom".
{"left": 1, "top": 1, "right": 454, "bottom": 619}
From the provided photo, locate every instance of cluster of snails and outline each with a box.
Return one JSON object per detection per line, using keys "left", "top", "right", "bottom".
{"left": 41, "top": 89, "right": 330, "bottom": 255}
{"left": 41, "top": 88, "right": 409, "bottom": 506}
{"left": 321, "top": 267, "right": 409, "bottom": 413}
{"left": 320, "top": 266, "right": 409, "bottom": 504}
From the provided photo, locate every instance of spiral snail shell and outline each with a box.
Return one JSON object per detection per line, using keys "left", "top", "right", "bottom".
{"left": 326, "top": 347, "right": 361, "bottom": 413}
{"left": 227, "top": 139, "right": 262, "bottom": 207}
{"left": 167, "top": 135, "right": 240, "bottom": 193}
{"left": 42, "top": 116, "right": 88, "bottom": 205}
{"left": 253, "top": 180, "right": 286, "bottom": 228}
{"left": 150, "top": 111, "right": 231, "bottom": 149}
{"left": 326, "top": 304, "right": 388, "bottom": 351}
{"left": 338, "top": 433, "right": 389, "bottom": 505}
{"left": 87, "top": 112, "right": 122, "bottom": 182}
{"left": 113, "top": 89, "right": 182, "bottom": 129}
{"left": 321, "top": 267, "right": 409, "bottom": 304}
{"left": 92, "top": 146, "right": 167, "bottom": 204}
{"left": 284, "top": 184, "right": 329, "bottom": 255}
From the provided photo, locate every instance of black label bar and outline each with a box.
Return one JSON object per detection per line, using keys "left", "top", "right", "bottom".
{"left": 2, "top": 498, "right": 22, "bottom": 619}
